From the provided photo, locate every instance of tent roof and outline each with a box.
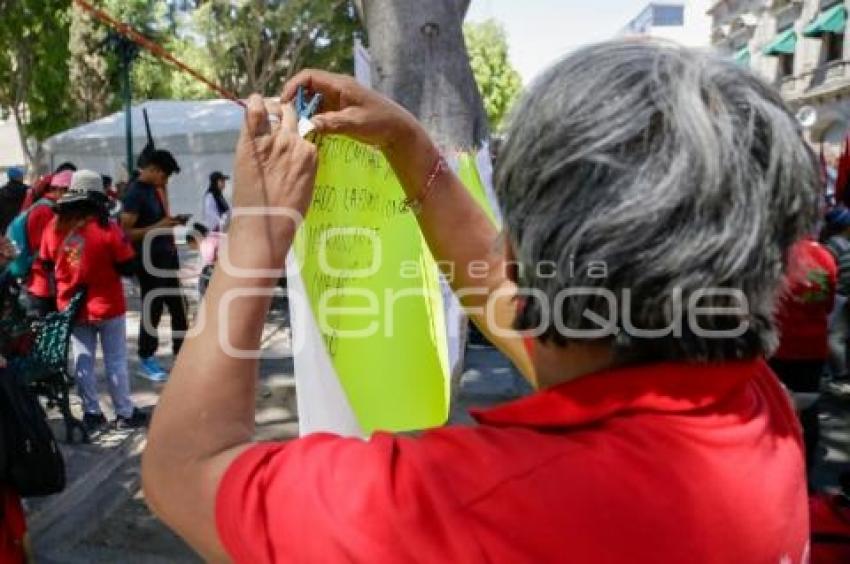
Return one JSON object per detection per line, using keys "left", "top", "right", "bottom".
{"left": 44, "top": 99, "right": 245, "bottom": 155}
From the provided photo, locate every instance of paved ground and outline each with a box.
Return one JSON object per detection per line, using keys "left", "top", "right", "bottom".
{"left": 22, "top": 267, "right": 850, "bottom": 561}
{"left": 25, "top": 268, "right": 530, "bottom": 562}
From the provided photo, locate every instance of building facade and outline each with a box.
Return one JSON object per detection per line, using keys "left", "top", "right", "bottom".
{"left": 710, "top": 0, "right": 850, "bottom": 150}
{"left": 621, "top": 1, "right": 714, "bottom": 47}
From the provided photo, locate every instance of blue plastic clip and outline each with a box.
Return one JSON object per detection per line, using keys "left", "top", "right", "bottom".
{"left": 295, "top": 85, "right": 322, "bottom": 120}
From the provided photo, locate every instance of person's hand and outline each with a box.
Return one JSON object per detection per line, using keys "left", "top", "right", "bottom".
{"left": 0, "top": 236, "right": 16, "bottom": 269}
{"left": 154, "top": 217, "right": 181, "bottom": 229}
{"left": 282, "top": 69, "right": 425, "bottom": 154}
{"left": 227, "top": 94, "right": 318, "bottom": 268}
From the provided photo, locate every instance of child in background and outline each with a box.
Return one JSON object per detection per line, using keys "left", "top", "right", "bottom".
{"left": 39, "top": 170, "right": 148, "bottom": 434}
{"left": 188, "top": 222, "right": 221, "bottom": 299}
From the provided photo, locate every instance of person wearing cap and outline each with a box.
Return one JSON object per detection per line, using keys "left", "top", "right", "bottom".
{"left": 39, "top": 170, "right": 148, "bottom": 432}
{"left": 23, "top": 169, "right": 73, "bottom": 316}
{"left": 21, "top": 162, "right": 77, "bottom": 211}
{"left": 0, "top": 167, "right": 28, "bottom": 234}
{"left": 120, "top": 149, "right": 188, "bottom": 382}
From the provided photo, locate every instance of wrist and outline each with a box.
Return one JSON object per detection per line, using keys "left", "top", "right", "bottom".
{"left": 225, "top": 217, "right": 294, "bottom": 272}
{"left": 384, "top": 123, "right": 440, "bottom": 199}
{"left": 384, "top": 119, "right": 434, "bottom": 167}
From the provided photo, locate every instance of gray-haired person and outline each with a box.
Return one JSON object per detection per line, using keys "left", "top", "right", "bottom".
{"left": 144, "top": 41, "right": 816, "bottom": 561}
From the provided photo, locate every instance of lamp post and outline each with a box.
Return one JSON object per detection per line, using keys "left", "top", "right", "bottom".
{"left": 105, "top": 32, "right": 140, "bottom": 175}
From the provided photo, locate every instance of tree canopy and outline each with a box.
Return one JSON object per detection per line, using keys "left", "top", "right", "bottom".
{"left": 193, "top": 0, "right": 361, "bottom": 97}
{"left": 0, "top": 0, "right": 75, "bottom": 165}
{"left": 464, "top": 19, "right": 522, "bottom": 131}
{"left": 1, "top": 0, "right": 363, "bottom": 168}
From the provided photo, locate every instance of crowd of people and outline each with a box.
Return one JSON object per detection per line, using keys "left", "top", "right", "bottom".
{"left": 4, "top": 38, "right": 850, "bottom": 562}
{"left": 0, "top": 158, "right": 232, "bottom": 390}
{"left": 0, "top": 152, "right": 231, "bottom": 560}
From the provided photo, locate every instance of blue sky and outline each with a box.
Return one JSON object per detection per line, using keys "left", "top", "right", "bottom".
{"left": 467, "top": 0, "right": 653, "bottom": 84}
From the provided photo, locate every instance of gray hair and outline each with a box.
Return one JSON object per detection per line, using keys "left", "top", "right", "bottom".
{"left": 496, "top": 40, "right": 820, "bottom": 362}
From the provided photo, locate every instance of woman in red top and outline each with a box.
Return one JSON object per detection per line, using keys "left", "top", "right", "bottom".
{"left": 145, "top": 44, "right": 818, "bottom": 562}
{"left": 40, "top": 170, "right": 148, "bottom": 434}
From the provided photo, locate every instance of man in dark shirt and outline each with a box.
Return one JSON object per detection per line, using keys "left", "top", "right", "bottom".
{"left": 0, "top": 167, "right": 28, "bottom": 233}
{"left": 120, "top": 150, "right": 188, "bottom": 382}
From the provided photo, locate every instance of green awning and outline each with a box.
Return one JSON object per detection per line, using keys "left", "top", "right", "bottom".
{"left": 803, "top": 4, "right": 847, "bottom": 38}
{"left": 734, "top": 47, "right": 750, "bottom": 66}
{"left": 763, "top": 29, "right": 797, "bottom": 56}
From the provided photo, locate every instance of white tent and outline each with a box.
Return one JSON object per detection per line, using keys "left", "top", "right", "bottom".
{"left": 43, "top": 99, "right": 243, "bottom": 216}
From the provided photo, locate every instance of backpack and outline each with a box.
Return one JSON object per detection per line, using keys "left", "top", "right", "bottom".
{"left": 4, "top": 198, "right": 53, "bottom": 280}
{"left": 0, "top": 367, "right": 65, "bottom": 497}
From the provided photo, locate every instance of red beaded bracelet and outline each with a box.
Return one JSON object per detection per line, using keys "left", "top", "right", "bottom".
{"left": 404, "top": 155, "right": 448, "bottom": 214}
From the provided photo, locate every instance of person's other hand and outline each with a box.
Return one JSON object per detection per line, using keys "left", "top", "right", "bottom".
{"left": 282, "top": 69, "right": 423, "bottom": 153}
{"left": 228, "top": 94, "right": 317, "bottom": 266}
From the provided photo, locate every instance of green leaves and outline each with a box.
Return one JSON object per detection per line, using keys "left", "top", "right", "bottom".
{"left": 191, "top": 0, "right": 362, "bottom": 97}
{"left": 0, "top": 0, "right": 75, "bottom": 161}
{"left": 0, "top": 0, "right": 363, "bottom": 166}
{"left": 463, "top": 19, "right": 522, "bottom": 132}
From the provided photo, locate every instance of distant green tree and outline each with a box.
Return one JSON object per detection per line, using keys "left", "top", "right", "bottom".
{"left": 69, "top": 3, "right": 111, "bottom": 122}
{"left": 192, "top": 0, "right": 362, "bottom": 97}
{"left": 0, "top": 0, "right": 75, "bottom": 168}
{"left": 464, "top": 19, "right": 522, "bottom": 131}
{"left": 168, "top": 37, "right": 219, "bottom": 100}
{"left": 102, "top": 0, "right": 173, "bottom": 101}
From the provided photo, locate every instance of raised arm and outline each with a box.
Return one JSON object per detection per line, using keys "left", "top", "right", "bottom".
{"left": 282, "top": 70, "right": 534, "bottom": 382}
{"left": 142, "top": 96, "right": 317, "bottom": 560}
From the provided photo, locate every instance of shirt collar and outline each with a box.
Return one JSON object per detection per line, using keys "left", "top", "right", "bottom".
{"left": 471, "top": 359, "right": 764, "bottom": 429}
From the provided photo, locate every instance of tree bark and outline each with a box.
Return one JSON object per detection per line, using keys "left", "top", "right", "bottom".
{"left": 361, "top": 0, "right": 485, "bottom": 393}
{"left": 361, "top": 0, "right": 488, "bottom": 149}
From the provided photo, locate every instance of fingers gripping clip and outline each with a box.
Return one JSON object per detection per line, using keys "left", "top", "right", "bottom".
{"left": 295, "top": 85, "right": 322, "bottom": 138}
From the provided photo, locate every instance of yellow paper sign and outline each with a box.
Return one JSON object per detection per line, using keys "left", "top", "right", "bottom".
{"left": 293, "top": 136, "right": 450, "bottom": 434}
{"left": 455, "top": 152, "right": 499, "bottom": 227}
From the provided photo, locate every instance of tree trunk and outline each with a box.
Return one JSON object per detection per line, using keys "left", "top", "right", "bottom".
{"left": 361, "top": 0, "right": 484, "bottom": 397}
{"left": 11, "top": 105, "right": 35, "bottom": 172}
{"left": 361, "top": 0, "right": 488, "bottom": 150}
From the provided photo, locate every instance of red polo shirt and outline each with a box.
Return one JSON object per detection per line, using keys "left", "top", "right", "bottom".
{"left": 216, "top": 360, "right": 809, "bottom": 563}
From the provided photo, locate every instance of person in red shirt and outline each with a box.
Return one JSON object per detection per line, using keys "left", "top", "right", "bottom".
{"left": 24, "top": 169, "right": 73, "bottom": 316}
{"left": 144, "top": 43, "right": 816, "bottom": 562}
{"left": 0, "top": 483, "right": 26, "bottom": 563}
{"left": 40, "top": 170, "right": 148, "bottom": 434}
{"left": 771, "top": 238, "right": 837, "bottom": 472}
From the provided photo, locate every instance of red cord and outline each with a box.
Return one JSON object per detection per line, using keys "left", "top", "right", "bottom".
{"left": 73, "top": 0, "right": 246, "bottom": 108}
